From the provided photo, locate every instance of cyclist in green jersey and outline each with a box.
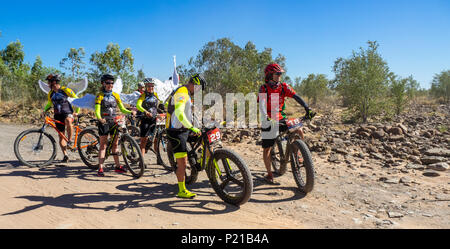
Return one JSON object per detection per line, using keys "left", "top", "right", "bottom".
{"left": 165, "top": 74, "right": 206, "bottom": 198}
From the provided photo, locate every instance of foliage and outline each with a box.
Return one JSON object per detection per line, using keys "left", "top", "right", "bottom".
{"left": 430, "top": 70, "right": 450, "bottom": 103}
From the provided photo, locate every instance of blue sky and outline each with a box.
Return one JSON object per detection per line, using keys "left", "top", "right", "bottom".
{"left": 0, "top": 0, "right": 449, "bottom": 89}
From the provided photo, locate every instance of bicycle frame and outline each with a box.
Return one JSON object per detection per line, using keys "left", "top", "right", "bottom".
{"left": 42, "top": 116, "right": 82, "bottom": 150}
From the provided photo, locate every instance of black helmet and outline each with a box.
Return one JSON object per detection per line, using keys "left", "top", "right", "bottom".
{"left": 188, "top": 73, "right": 206, "bottom": 90}
{"left": 101, "top": 74, "right": 115, "bottom": 83}
{"left": 46, "top": 74, "right": 61, "bottom": 82}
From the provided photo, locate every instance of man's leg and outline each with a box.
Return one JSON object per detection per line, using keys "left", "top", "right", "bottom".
{"left": 65, "top": 116, "right": 74, "bottom": 144}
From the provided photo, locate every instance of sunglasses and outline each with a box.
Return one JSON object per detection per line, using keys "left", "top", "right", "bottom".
{"left": 104, "top": 81, "right": 114, "bottom": 85}
{"left": 275, "top": 72, "right": 283, "bottom": 76}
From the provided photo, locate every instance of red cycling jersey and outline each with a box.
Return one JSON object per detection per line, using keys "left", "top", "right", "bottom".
{"left": 258, "top": 82, "right": 296, "bottom": 121}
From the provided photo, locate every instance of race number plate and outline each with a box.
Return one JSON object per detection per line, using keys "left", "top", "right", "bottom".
{"left": 207, "top": 128, "right": 221, "bottom": 144}
{"left": 286, "top": 118, "right": 303, "bottom": 130}
{"left": 156, "top": 114, "right": 166, "bottom": 126}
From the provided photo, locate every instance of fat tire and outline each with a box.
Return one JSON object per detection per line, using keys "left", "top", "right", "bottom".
{"left": 207, "top": 148, "right": 253, "bottom": 206}
{"left": 290, "top": 139, "right": 315, "bottom": 193}
{"left": 271, "top": 139, "right": 288, "bottom": 176}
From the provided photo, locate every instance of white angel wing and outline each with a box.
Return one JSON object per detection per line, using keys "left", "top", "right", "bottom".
{"left": 39, "top": 80, "right": 51, "bottom": 94}
{"left": 67, "top": 77, "right": 88, "bottom": 95}
{"left": 112, "top": 76, "right": 123, "bottom": 94}
{"left": 120, "top": 91, "right": 141, "bottom": 106}
{"left": 68, "top": 94, "right": 96, "bottom": 111}
{"left": 155, "top": 77, "right": 177, "bottom": 103}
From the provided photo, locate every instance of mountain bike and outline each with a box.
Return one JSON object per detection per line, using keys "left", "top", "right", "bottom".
{"left": 13, "top": 114, "right": 97, "bottom": 167}
{"left": 166, "top": 122, "right": 253, "bottom": 206}
{"left": 142, "top": 114, "right": 172, "bottom": 171}
{"left": 270, "top": 115, "right": 315, "bottom": 193}
{"left": 77, "top": 115, "right": 145, "bottom": 178}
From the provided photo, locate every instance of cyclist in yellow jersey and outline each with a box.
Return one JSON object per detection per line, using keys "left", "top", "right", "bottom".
{"left": 136, "top": 77, "right": 161, "bottom": 157}
{"left": 95, "top": 74, "right": 136, "bottom": 177}
{"left": 42, "top": 74, "right": 80, "bottom": 163}
{"left": 165, "top": 74, "right": 206, "bottom": 198}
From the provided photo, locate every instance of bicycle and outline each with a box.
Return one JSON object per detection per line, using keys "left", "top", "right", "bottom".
{"left": 13, "top": 113, "right": 97, "bottom": 167}
{"left": 77, "top": 115, "right": 145, "bottom": 178}
{"left": 269, "top": 115, "right": 315, "bottom": 193}
{"left": 166, "top": 121, "right": 253, "bottom": 206}
{"left": 140, "top": 113, "right": 172, "bottom": 171}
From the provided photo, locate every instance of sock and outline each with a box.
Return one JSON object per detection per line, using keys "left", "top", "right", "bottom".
{"left": 178, "top": 181, "right": 186, "bottom": 193}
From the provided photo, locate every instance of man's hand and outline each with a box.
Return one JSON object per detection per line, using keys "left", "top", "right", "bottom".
{"left": 99, "top": 118, "right": 106, "bottom": 124}
{"left": 145, "top": 111, "right": 152, "bottom": 118}
{"left": 305, "top": 109, "right": 316, "bottom": 120}
{"left": 189, "top": 127, "right": 201, "bottom": 136}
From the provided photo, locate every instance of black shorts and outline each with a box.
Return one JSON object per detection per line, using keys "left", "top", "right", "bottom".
{"left": 261, "top": 119, "right": 288, "bottom": 149}
{"left": 166, "top": 129, "right": 194, "bottom": 158}
{"left": 54, "top": 113, "right": 72, "bottom": 132}
{"left": 97, "top": 120, "right": 117, "bottom": 136}
{"left": 139, "top": 117, "right": 156, "bottom": 138}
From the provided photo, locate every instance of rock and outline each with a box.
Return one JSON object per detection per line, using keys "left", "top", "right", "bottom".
{"left": 370, "top": 152, "right": 384, "bottom": 160}
{"left": 423, "top": 170, "right": 440, "bottom": 177}
{"left": 389, "top": 135, "right": 405, "bottom": 142}
{"left": 397, "top": 123, "right": 408, "bottom": 134}
{"left": 405, "top": 163, "right": 424, "bottom": 170}
{"left": 371, "top": 130, "right": 385, "bottom": 139}
{"left": 332, "top": 138, "right": 344, "bottom": 145}
{"left": 420, "top": 156, "right": 446, "bottom": 165}
{"left": 426, "top": 162, "right": 449, "bottom": 171}
{"left": 388, "top": 127, "right": 403, "bottom": 135}
{"left": 400, "top": 177, "right": 412, "bottom": 184}
{"left": 424, "top": 148, "right": 450, "bottom": 157}
{"left": 387, "top": 211, "right": 404, "bottom": 218}
{"left": 328, "top": 154, "right": 341, "bottom": 163}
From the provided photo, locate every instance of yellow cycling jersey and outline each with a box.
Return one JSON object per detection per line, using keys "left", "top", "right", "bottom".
{"left": 95, "top": 91, "right": 131, "bottom": 119}
{"left": 165, "top": 86, "right": 193, "bottom": 130}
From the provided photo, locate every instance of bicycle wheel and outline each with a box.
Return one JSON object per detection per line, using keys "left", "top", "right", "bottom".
{"left": 121, "top": 133, "right": 145, "bottom": 178}
{"left": 127, "top": 125, "right": 140, "bottom": 140}
{"left": 155, "top": 131, "right": 173, "bottom": 171}
{"left": 207, "top": 148, "right": 253, "bottom": 206}
{"left": 166, "top": 141, "right": 199, "bottom": 184}
{"left": 271, "top": 138, "right": 288, "bottom": 176}
{"left": 14, "top": 129, "right": 57, "bottom": 167}
{"left": 290, "top": 139, "right": 315, "bottom": 193}
{"left": 77, "top": 127, "right": 100, "bottom": 169}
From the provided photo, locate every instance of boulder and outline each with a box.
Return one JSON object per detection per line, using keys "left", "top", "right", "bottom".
{"left": 388, "top": 127, "right": 403, "bottom": 135}
{"left": 426, "top": 162, "right": 449, "bottom": 171}
{"left": 420, "top": 156, "right": 446, "bottom": 165}
{"left": 424, "top": 148, "right": 450, "bottom": 157}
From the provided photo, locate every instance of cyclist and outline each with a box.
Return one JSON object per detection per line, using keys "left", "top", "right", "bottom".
{"left": 137, "top": 81, "right": 145, "bottom": 94}
{"left": 165, "top": 74, "right": 205, "bottom": 198}
{"left": 136, "top": 77, "right": 161, "bottom": 157}
{"left": 42, "top": 74, "right": 80, "bottom": 163}
{"left": 95, "top": 74, "right": 136, "bottom": 177}
{"left": 258, "top": 63, "right": 315, "bottom": 184}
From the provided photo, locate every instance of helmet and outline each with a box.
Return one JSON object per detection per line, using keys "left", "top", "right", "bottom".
{"left": 143, "top": 77, "right": 156, "bottom": 85}
{"left": 189, "top": 73, "right": 206, "bottom": 90}
{"left": 46, "top": 74, "right": 61, "bottom": 82}
{"left": 101, "top": 74, "right": 115, "bottom": 83}
{"left": 264, "top": 63, "right": 285, "bottom": 82}
{"left": 138, "top": 82, "right": 145, "bottom": 88}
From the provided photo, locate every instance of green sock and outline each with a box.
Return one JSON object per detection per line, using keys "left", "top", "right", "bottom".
{"left": 178, "top": 181, "right": 186, "bottom": 193}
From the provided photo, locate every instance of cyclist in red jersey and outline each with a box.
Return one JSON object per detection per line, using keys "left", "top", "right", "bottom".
{"left": 258, "top": 63, "right": 315, "bottom": 184}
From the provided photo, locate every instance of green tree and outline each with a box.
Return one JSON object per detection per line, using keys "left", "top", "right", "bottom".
{"left": 1, "top": 40, "right": 25, "bottom": 72}
{"left": 389, "top": 75, "right": 408, "bottom": 115}
{"left": 298, "top": 74, "right": 329, "bottom": 105}
{"left": 332, "top": 41, "right": 392, "bottom": 122}
{"left": 430, "top": 70, "right": 450, "bottom": 103}
{"left": 88, "top": 43, "right": 136, "bottom": 93}
{"left": 60, "top": 47, "right": 86, "bottom": 80}
{"left": 178, "top": 38, "right": 286, "bottom": 95}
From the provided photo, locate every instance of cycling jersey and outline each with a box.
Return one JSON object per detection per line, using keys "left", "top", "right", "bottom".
{"left": 136, "top": 91, "right": 160, "bottom": 118}
{"left": 165, "top": 86, "right": 194, "bottom": 130}
{"left": 95, "top": 91, "right": 131, "bottom": 120}
{"left": 258, "top": 82, "right": 296, "bottom": 121}
{"left": 44, "top": 86, "right": 80, "bottom": 115}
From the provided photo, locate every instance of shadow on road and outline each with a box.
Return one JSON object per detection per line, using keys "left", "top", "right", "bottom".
{"left": 2, "top": 181, "right": 239, "bottom": 216}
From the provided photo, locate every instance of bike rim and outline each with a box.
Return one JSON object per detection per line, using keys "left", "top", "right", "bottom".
{"left": 79, "top": 132, "right": 99, "bottom": 163}
{"left": 17, "top": 132, "right": 54, "bottom": 166}
{"left": 212, "top": 157, "right": 246, "bottom": 200}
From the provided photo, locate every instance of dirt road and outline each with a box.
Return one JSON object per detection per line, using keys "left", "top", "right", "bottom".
{"left": 0, "top": 123, "right": 448, "bottom": 229}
